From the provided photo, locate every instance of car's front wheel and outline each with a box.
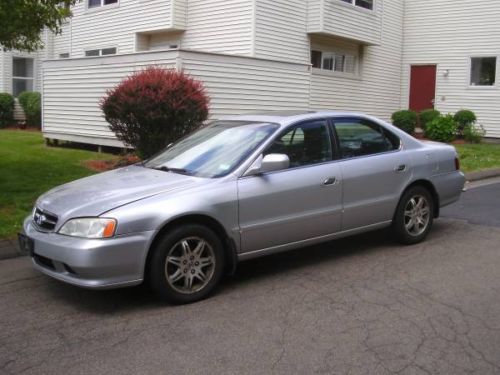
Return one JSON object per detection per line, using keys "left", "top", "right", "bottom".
{"left": 393, "top": 186, "right": 434, "bottom": 245}
{"left": 149, "top": 224, "right": 225, "bottom": 304}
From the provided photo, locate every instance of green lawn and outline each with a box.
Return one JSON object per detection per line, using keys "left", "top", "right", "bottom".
{"left": 454, "top": 143, "right": 500, "bottom": 173}
{"left": 0, "top": 130, "right": 116, "bottom": 239}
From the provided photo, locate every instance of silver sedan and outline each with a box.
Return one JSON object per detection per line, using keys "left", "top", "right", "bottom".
{"left": 20, "top": 111, "right": 465, "bottom": 303}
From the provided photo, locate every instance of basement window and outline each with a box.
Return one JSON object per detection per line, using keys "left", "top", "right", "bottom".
{"left": 88, "top": 0, "right": 118, "bottom": 9}
{"left": 85, "top": 47, "right": 117, "bottom": 57}
{"left": 311, "top": 50, "right": 357, "bottom": 75}
{"left": 470, "top": 57, "right": 497, "bottom": 86}
{"left": 59, "top": 53, "right": 70, "bottom": 59}
{"left": 12, "top": 57, "right": 34, "bottom": 97}
{"left": 340, "top": 0, "right": 373, "bottom": 11}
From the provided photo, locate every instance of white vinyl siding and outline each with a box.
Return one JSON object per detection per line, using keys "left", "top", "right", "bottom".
{"left": 254, "top": 0, "right": 310, "bottom": 63}
{"left": 308, "top": 0, "right": 383, "bottom": 46}
{"left": 310, "top": 0, "right": 404, "bottom": 120}
{"left": 181, "top": 51, "right": 311, "bottom": 116}
{"left": 172, "top": 0, "right": 187, "bottom": 30}
{"left": 42, "top": 50, "right": 310, "bottom": 146}
{"left": 68, "top": 0, "right": 180, "bottom": 58}
{"left": 53, "top": 22, "right": 71, "bottom": 58}
{"left": 42, "top": 51, "right": 178, "bottom": 145}
{"left": 181, "top": 0, "right": 253, "bottom": 56}
{"left": 401, "top": 0, "right": 500, "bottom": 138}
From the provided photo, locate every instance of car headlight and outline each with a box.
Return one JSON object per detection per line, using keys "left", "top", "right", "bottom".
{"left": 58, "top": 218, "right": 117, "bottom": 239}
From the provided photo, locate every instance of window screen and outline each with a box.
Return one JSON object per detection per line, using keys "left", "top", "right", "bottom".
{"left": 470, "top": 57, "right": 496, "bottom": 86}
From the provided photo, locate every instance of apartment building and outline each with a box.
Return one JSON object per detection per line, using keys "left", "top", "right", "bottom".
{"left": 1, "top": 0, "right": 499, "bottom": 145}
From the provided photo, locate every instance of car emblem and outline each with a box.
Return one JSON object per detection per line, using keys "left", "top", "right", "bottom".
{"left": 35, "top": 213, "right": 46, "bottom": 226}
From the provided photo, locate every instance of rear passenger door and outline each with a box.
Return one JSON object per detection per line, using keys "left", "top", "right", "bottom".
{"left": 332, "top": 117, "right": 412, "bottom": 230}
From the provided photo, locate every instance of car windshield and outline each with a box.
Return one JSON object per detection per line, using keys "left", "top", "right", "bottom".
{"left": 143, "top": 121, "right": 279, "bottom": 178}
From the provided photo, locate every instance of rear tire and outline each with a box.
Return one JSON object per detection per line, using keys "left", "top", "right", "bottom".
{"left": 149, "top": 224, "right": 225, "bottom": 304}
{"left": 392, "top": 186, "right": 434, "bottom": 245}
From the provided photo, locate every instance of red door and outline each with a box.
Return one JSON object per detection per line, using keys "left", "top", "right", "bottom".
{"left": 409, "top": 65, "right": 437, "bottom": 112}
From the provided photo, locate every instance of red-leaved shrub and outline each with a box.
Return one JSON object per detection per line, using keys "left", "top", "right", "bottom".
{"left": 100, "top": 67, "right": 209, "bottom": 158}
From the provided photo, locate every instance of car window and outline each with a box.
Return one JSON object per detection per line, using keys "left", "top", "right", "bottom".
{"left": 333, "top": 118, "right": 400, "bottom": 159}
{"left": 265, "top": 120, "right": 332, "bottom": 168}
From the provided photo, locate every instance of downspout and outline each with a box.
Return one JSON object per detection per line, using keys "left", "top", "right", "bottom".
{"left": 399, "top": 0, "right": 407, "bottom": 110}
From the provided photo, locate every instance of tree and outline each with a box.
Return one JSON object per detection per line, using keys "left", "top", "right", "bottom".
{"left": 0, "top": 0, "right": 78, "bottom": 52}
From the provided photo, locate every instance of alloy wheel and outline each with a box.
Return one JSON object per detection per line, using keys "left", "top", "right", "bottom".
{"left": 404, "top": 195, "right": 431, "bottom": 236}
{"left": 164, "top": 237, "right": 216, "bottom": 294}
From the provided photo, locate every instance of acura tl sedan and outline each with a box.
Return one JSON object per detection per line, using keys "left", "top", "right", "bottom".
{"left": 20, "top": 111, "right": 465, "bottom": 303}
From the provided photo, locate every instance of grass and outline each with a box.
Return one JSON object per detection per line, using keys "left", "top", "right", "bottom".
{"left": 454, "top": 143, "right": 500, "bottom": 173}
{"left": 0, "top": 130, "right": 116, "bottom": 239}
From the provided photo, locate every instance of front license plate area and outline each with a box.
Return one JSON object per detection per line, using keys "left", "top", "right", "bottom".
{"left": 18, "top": 233, "right": 34, "bottom": 256}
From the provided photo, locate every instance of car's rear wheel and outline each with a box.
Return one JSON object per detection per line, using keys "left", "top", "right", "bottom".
{"left": 149, "top": 224, "right": 225, "bottom": 304}
{"left": 393, "top": 186, "right": 434, "bottom": 245}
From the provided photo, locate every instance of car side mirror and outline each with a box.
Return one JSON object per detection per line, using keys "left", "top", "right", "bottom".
{"left": 244, "top": 154, "right": 290, "bottom": 176}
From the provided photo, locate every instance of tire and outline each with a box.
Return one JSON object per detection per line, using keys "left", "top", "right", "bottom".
{"left": 149, "top": 224, "right": 225, "bottom": 304}
{"left": 392, "top": 186, "right": 434, "bottom": 245}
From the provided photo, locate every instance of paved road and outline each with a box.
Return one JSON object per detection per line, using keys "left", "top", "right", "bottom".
{"left": 1, "top": 183, "right": 500, "bottom": 375}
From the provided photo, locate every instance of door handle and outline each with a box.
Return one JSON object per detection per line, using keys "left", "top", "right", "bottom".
{"left": 395, "top": 164, "right": 407, "bottom": 172}
{"left": 323, "top": 177, "right": 337, "bottom": 186}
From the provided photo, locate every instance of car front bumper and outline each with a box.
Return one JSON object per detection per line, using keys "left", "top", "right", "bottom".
{"left": 23, "top": 217, "right": 156, "bottom": 289}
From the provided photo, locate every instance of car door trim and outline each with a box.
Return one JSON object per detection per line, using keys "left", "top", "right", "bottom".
{"left": 237, "top": 220, "right": 392, "bottom": 260}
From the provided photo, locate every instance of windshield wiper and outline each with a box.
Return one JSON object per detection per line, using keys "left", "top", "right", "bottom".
{"left": 153, "top": 166, "right": 192, "bottom": 175}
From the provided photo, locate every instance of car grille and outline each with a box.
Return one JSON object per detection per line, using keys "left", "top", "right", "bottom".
{"left": 33, "top": 207, "right": 58, "bottom": 231}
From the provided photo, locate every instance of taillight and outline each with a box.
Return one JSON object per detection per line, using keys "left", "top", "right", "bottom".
{"left": 455, "top": 157, "right": 460, "bottom": 171}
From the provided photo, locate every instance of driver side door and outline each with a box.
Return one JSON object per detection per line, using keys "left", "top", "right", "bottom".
{"left": 237, "top": 119, "right": 343, "bottom": 254}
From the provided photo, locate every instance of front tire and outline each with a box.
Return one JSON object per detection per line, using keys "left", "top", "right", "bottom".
{"left": 393, "top": 186, "right": 434, "bottom": 245}
{"left": 149, "top": 224, "right": 225, "bottom": 304}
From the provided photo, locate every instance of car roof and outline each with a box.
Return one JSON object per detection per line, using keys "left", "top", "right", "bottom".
{"left": 218, "top": 111, "right": 375, "bottom": 125}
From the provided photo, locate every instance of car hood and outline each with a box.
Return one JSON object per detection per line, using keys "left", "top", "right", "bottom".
{"left": 36, "top": 165, "right": 201, "bottom": 220}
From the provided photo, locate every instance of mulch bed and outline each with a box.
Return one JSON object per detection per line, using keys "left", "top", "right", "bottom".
{"left": 84, "top": 154, "right": 141, "bottom": 172}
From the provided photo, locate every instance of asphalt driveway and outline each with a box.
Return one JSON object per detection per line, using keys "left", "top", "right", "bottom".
{"left": 1, "top": 182, "right": 500, "bottom": 375}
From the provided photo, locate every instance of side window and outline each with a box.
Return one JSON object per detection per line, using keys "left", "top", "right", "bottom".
{"left": 266, "top": 120, "right": 332, "bottom": 168}
{"left": 334, "top": 118, "right": 400, "bottom": 159}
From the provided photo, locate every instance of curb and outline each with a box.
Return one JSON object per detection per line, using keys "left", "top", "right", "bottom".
{"left": 0, "top": 239, "right": 25, "bottom": 260}
{"left": 464, "top": 168, "right": 500, "bottom": 182}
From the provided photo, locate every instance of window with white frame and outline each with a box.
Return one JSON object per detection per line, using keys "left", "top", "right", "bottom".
{"left": 311, "top": 50, "right": 357, "bottom": 75}
{"left": 340, "top": 0, "right": 373, "bottom": 10}
{"left": 88, "top": 0, "right": 118, "bottom": 9}
{"left": 470, "top": 57, "right": 497, "bottom": 86}
{"left": 59, "top": 53, "right": 70, "bottom": 59}
{"left": 85, "top": 47, "right": 117, "bottom": 57}
{"left": 12, "top": 57, "right": 34, "bottom": 97}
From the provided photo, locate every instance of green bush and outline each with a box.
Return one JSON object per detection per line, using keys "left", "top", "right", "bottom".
{"left": 391, "top": 110, "right": 418, "bottom": 135}
{"left": 454, "top": 109, "right": 477, "bottom": 129}
{"left": 419, "top": 109, "right": 441, "bottom": 130}
{"left": 0, "top": 93, "right": 15, "bottom": 128}
{"left": 425, "top": 114, "right": 457, "bottom": 143}
{"left": 463, "top": 124, "right": 486, "bottom": 144}
{"left": 18, "top": 91, "right": 41, "bottom": 128}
